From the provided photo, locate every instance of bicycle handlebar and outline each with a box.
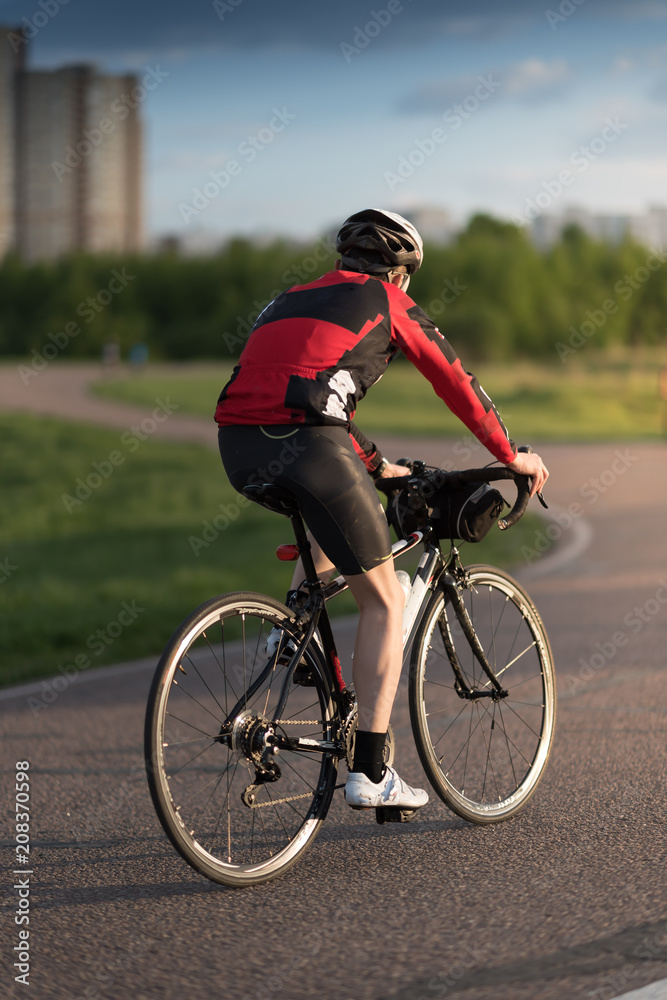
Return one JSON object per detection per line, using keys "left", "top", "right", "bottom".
{"left": 376, "top": 464, "right": 533, "bottom": 532}
{"left": 455, "top": 468, "right": 531, "bottom": 531}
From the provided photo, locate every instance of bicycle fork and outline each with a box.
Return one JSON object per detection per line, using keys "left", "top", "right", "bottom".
{"left": 438, "top": 572, "right": 509, "bottom": 701}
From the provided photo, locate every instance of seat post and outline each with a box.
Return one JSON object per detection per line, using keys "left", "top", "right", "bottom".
{"left": 288, "top": 506, "right": 344, "bottom": 700}
{"left": 288, "top": 511, "right": 321, "bottom": 592}
{"left": 242, "top": 482, "right": 327, "bottom": 597}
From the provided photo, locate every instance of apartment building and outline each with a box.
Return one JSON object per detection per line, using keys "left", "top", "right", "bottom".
{"left": 0, "top": 26, "right": 143, "bottom": 260}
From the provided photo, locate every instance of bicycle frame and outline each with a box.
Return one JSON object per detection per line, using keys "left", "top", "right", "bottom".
{"left": 223, "top": 515, "right": 438, "bottom": 762}
{"left": 258, "top": 505, "right": 511, "bottom": 767}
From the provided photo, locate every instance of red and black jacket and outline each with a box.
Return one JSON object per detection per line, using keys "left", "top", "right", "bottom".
{"left": 215, "top": 269, "right": 516, "bottom": 468}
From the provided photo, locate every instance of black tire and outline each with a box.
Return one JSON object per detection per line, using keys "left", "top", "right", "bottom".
{"left": 409, "top": 565, "right": 556, "bottom": 824}
{"left": 145, "top": 592, "right": 339, "bottom": 887}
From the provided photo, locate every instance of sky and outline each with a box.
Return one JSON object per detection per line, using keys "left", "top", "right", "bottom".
{"left": 1, "top": 0, "right": 666, "bottom": 245}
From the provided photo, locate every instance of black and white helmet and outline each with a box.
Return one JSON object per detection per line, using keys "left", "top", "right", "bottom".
{"left": 336, "top": 208, "right": 424, "bottom": 275}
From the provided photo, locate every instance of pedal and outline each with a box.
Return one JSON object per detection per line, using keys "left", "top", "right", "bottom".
{"left": 375, "top": 806, "right": 418, "bottom": 825}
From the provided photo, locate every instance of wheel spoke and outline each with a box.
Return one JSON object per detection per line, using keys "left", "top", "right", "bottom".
{"left": 202, "top": 629, "right": 240, "bottom": 710}
{"left": 410, "top": 569, "right": 555, "bottom": 823}
{"left": 501, "top": 698, "right": 546, "bottom": 741}
{"left": 480, "top": 640, "right": 537, "bottom": 687}
{"left": 167, "top": 740, "right": 219, "bottom": 777}
{"left": 165, "top": 711, "right": 217, "bottom": 740}
{"left": 162, "top": 736, "right": 213, "bottom": 748}
{"left": 184, "top": 645, "right": 229, "bottom": 719}
{"left": 146, "top": 595, "right": 338, "bottom": 885}
{"left": 191, "top": 765, "right": 230, "bottom": 831}
{"left": 168, "top": 679, "right": 224, "bottom": 727}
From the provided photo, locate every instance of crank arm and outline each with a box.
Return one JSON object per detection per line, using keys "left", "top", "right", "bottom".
{"left": 273, "top": 734, "right": 345, "bottom": 756}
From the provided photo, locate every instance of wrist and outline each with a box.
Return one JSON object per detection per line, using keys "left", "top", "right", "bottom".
{"left": 370, "top": 457, "right": 388, "bottom": 479}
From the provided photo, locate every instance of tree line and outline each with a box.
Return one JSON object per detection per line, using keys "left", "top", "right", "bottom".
{"left": 2, "top": 215, "right": 665, "bottom": 365}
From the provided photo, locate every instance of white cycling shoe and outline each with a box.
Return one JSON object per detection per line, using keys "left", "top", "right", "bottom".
{"left": 344, "top": 765, "right": 429, "bottom": 811}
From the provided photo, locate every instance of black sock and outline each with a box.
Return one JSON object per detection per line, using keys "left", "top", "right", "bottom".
{"left": 353, "top": 730, "right": 387, "bottom": 784}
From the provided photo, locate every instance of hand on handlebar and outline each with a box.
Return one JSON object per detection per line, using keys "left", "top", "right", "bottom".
{"left": 375, "top": 458, "right": 541, "bottom": 531}
{"left": 379, "top": 462, "right": 411, "bottom": 479}
{"left": 506, "top": 452, "right": 549, "bottom": 498}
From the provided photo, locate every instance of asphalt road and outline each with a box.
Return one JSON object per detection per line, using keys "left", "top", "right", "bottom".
{"left": 1, "top": 369, "right": 666, "bottom": 1000}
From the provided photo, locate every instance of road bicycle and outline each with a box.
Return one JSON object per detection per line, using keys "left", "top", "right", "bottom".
{"left": 145, "top": 458, "right": 556, "bottom": 887}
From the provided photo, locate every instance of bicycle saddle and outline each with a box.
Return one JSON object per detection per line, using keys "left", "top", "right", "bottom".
{"left": 242, "top": 483, "right": 301, "bottom": 516}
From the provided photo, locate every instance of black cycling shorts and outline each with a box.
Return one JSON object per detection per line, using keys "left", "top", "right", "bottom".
{"left": 218, "top": 424, "right": 392, "bottom": 577}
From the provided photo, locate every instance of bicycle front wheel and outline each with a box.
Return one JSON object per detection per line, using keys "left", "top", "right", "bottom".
{"left": 410, "top": 565, "right": 556, "bottom": 824}
{"left": 145, "top": 592, "right": 339, "bottom": 887}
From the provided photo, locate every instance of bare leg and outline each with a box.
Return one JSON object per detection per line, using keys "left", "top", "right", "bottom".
{"left": 290, "top": 540, "right": 404, "bottom": 732}
{"left": 345, "top": 561, "right": 404, "bottom": 733}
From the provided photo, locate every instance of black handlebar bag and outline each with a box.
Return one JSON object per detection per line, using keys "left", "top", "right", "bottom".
{"left": 386, "top": 472, "right": 506, "bottom": 543}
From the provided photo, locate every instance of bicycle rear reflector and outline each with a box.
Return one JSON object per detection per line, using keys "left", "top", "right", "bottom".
{"left": 276, "top": 544, "right": 300, "bottom": 561}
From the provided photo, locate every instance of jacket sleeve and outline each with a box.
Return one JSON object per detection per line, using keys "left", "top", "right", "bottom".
{"left": 348, "top": 420, "right": 384, "bottom": 473}
{"left": 389, "top": 293, "right": 516, "bottom": 465}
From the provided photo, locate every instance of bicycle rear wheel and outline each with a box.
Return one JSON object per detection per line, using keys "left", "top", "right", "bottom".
{"left": 410, "top": 565, "right": 556, "bottom": 824}
{"left": 145, "top": 592, "right": 339, "bottom": 886}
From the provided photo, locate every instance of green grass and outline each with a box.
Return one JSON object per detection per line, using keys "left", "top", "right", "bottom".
{"left": 0, "top": 413, "right": 547, "bottom": 687}
{"left": 91, "top": 348, "right": 667, "bottom": 441}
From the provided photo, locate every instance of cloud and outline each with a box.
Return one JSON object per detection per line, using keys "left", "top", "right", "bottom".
{"left": 612, "top": 55, "right": 634, "bottom": 73}
{"left": 503, "top": 58, "right": 571, "bottom": 97}
{"left": 396, "top": 74, "right": 497, "bottom": 114}
{"left": 397, "top": 59, "right": 573, "bottom": 114}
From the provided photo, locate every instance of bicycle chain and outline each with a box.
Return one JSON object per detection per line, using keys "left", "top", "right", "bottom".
{"left": 244, "top": 707, "right": 356, "bottom": 805}
{"left": 275, "top": 719, "right": 321, "bottom": 725}
{"left": 247, "top": 791, "right": 314, "bottom": 808}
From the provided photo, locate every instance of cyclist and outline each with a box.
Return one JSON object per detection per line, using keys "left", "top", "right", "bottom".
{"left": 215, "top": 208, "right": 549, "bottom": 814}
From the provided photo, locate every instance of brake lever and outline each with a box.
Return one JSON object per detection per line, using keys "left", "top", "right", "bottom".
{"left": 518, "top": 448, "right": 548, "bottom": 509}
{"left": 527, "top": 477, "right": 548, "bottom": 509}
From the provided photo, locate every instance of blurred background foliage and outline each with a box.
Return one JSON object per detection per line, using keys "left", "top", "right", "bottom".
{"left": 3, "top": 214, "right": 667, "bottom": 684}
{"left": 2, "top": 215, "right": 666, "bottom": 364}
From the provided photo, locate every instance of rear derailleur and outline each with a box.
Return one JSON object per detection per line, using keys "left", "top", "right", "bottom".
{"left": 241, "top": 747, "right": 281, "bottom": 808}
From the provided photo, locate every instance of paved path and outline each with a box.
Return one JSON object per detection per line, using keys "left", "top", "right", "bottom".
{"left": 0, "top": 361, "right": 220, "bottom": 444}
{"left": 1, "top": 363, "right": 666, "bottom": 1000}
